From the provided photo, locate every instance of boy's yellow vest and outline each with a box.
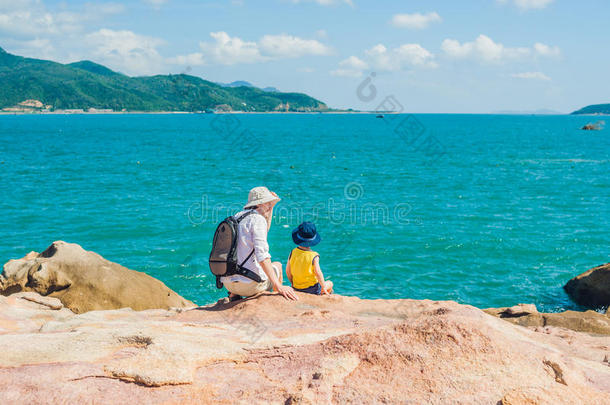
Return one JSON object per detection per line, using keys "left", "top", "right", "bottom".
{"left": 289, "top": 247, "right": 319, "bottom": 289}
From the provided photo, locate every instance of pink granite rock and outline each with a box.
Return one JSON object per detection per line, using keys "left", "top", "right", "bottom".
{"left": 0, "top": 292, "right": 608, "bottom": 404}
{"left": 0, "top": 241, "right": 194, "bottom": 313}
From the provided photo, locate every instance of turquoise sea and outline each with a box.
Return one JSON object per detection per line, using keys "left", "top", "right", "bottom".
{"left": 0, "top": 114, "right": 608, "bottom": 311}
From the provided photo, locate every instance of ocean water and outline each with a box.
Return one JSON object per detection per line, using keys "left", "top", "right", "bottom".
{"left": 0, "top": 113, "right": 608, "bottom": 311}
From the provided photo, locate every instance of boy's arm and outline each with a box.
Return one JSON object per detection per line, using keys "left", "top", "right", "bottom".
{"left": 286, "top": 259, "right": 293, "bottom": 284}
{"left": 312, "top": 256, "right": 329, "bottom": 293}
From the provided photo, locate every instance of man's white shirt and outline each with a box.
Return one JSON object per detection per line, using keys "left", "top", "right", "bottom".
{"left": 220, "top": 210, "right": 270, "bottom": 284}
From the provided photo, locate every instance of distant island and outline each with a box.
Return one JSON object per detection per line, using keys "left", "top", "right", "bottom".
{"left": 217, "top": 80, "right": 280, "bottom": 93}
{"left": 571, "top": 103, "right": 610, "bottom": 115}
{"left": 492, "top": 109, "right": 563, "bottom": 115}
{"left": 0, "top": 47, "right": 328, "bottom": 113}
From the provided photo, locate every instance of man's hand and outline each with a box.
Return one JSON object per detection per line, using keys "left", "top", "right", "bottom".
{"left": 276, "top": 284, "right": 299, "bottom": 301}
{"left": 260, "top": 258, "right": 298, "bottom": 301}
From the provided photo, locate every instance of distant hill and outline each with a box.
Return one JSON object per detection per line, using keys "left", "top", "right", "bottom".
{"left": 219, "top": 80, "right": 255, "bottom": 88}
{"left": 68, "top": 60, "right": 124, "bottom": 77}
{"left": 493, "top": 109, "right": 563, "bottom": 115}
{"left": 571, "top": 104, "right": 610, "bottom": 115}
{"left": 0, "top": 49, "right": 328, "bottom": 112}
{"left": 219, "top": 81, "right": 280, "bottom": 93}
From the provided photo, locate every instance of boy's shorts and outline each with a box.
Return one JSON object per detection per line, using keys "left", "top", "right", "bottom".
{"left": 223, "top": 263, "right": 281, "bottom": 297}
{"left": 294, "top": 283, "right": 322, "bottom": 295}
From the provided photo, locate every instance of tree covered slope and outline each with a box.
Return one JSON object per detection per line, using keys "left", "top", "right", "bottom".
{"left": 0, "top": 47, "right": 328, "bottom": 112}
{"left": 571, "top": 103, "right": 610, "bottom": 115}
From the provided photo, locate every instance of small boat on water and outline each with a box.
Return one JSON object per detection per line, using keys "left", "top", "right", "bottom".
{"left": 376, "top": 114, "right": 384, "bottom": 118}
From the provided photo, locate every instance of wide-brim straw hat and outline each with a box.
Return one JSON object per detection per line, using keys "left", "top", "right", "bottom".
{"left": 244, "top": 186, "right": 281, "bottom": 209}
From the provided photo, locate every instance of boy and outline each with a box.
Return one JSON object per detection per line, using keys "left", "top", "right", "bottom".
{"left": 286, "top": 221, "right": 333, "bottom": 295}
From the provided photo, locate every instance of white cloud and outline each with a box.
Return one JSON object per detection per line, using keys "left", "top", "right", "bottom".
{"left": 331, "top": 56, "right": 368, "bottom": 77}
{"left": 85, "top": 29, "right": 165, "bottom": 75}
{"left": 199, "top": 31, "right": 262, "bottom": 65}
{"left": 0, "top": 1, "right": 124, "bottom": 42}
{"left": 0, "top": 0, "right": 34, "bottom": 11}
{"left": 534, "top": 42, "right": 560, "bottom": 57}
{"left": 331, "top": 43, "right": 436, "bottom": 77}
{"left": 9, "top": 37, "right": 55, "bottom": 60}
{"left": 167, "top": 52, "right": 205, "bottom": 67}
{"left": 442, "top": 34, "right": 559, "bottom": 63}
{"left": 342, "top": 55, "right": 368, "bottom": 70}
{"left": 259, "top": 34, "right": 331, "bottom": 58}
{"left": 498, "top": 0, "right": 554, "bottom": 11}
{"left": 510, "top": 71, "right": 551, "bottom": 80}
{"left": 391, "top": 12, "right": 441, "bottom": 30}
{"left": 365, "top": 43, "right": 437, "bottom": 70}
{"left": 0, "top": 10, "right": 82, "bottom": 38}
{"left": 183, "top": 31, "right": 331, "bottom": 65}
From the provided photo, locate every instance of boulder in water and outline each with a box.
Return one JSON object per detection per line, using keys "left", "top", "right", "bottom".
{"left": 564, "top": 263, "right": 610, "bottom": 309}
{"left": 581, "top": 121, "right": 604, "bottom": 130}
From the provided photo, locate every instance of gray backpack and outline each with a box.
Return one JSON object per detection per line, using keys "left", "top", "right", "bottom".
{"left": 209, "top": 210, "right": 263, "bottom": 288}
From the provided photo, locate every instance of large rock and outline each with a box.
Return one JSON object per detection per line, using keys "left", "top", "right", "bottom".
{"left": 0, "top": 241, "right": 194, "bottom": 313}
{"left": 564, "top": 263, "right": 610, "bottom": 309}
{"left": 484, "top": 304, "right": 610, "bottom": 335}
{"left": 0, "top": 293, "right": 609, "bottom": 404}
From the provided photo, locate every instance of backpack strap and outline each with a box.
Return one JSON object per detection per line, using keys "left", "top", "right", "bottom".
{"left": 235, "top": 265, "right": 263, "bottom": 283}
{"left": 235, "top": 209, "right": 256, "bottom": 222}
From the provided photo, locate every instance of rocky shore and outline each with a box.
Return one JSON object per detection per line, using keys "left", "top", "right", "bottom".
{"left": 1, "top": 242, "right": 609, "bottom": 404}
{"left": 0, "top": 241, "right": 193, "bottom": 313}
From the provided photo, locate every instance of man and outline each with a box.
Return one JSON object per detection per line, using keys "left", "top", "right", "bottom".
{"left": 221, "top": 186, "right": 298, "bottom": 301}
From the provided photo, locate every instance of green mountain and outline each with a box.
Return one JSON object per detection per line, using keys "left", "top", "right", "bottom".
{"left": 571, "top": 104, "right": 610, "bottom": 115}
{"left": 68, "top": 61, "right": 124, "bottom": 78}
{"left": 0, "top": 49, "right": 329, "bottom": 112}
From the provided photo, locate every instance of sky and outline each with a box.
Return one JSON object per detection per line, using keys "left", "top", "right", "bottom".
{"left": 0, "top": 0, "right": 608, "bottom": 113}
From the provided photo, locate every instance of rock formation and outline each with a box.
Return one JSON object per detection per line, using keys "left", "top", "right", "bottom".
{"left": 1, "top": 292, "right": 609, "bottom": 404}
{"left": 581, "top": 120, "right": 604, "bottom": 130}
{"left": 484, "top": 303, "right": 610, "bottom": 335}
{"left": 0, "top": 241, "right": 194, "bottom": 313}
{"left": 564, "top": 262, "right": 610, "bottom": 309}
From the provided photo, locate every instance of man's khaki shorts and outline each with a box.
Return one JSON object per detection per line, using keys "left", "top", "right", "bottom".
{"left": 224, "top": 263, "right": 281, "bottom": 297}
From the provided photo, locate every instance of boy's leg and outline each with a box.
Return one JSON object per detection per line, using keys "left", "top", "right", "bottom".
{"left": 325, "top": 281, "right": 334, "bottom": 294}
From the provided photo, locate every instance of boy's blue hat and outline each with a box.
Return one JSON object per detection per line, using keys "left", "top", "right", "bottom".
{"left": 292, "top": 221, "right": 321, "bottom": 247}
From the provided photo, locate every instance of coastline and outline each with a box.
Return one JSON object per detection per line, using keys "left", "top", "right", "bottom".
{"left": 0, "top": 110, "right": 387, "bottom": 115}
{"left": 0, "top": 110, "right": 588, "bottom": 116}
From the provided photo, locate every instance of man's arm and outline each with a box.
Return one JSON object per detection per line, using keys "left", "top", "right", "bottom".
{"left": 286, "top": 260, "right": 293, "bottom": 284}
{"left": 260, "top": 258, "right": 298, "bottom": 301}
